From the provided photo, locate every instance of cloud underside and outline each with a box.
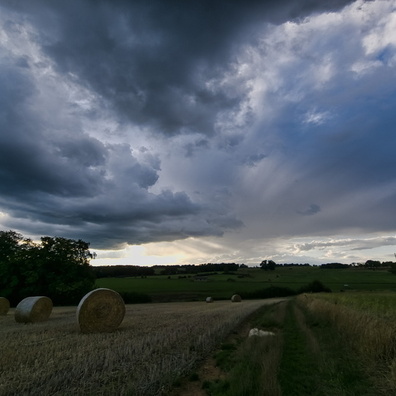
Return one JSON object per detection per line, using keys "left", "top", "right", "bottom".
{"left": 1, "top": 0, "right": 396, "bottom": 256}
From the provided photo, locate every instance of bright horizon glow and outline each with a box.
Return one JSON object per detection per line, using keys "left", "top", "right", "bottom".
{"left": 93, "top": 243, "right": 185, "bottom": 267}
{"left": 91, "top": 235, "right": 396, "bottom": 267}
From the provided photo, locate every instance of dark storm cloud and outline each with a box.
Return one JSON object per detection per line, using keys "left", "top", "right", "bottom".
{"left": 0, "top": 59, "right": 106, "bottom": 199}
{"left": 0, "top": 24, "right": 241, "bottom": 247}
{"left": 0, "top": 69, "right": 239, "bottom": 245}
{"left": 4, "top": 0, "right": 354, "bottom": 136}
{"left": 2, "top": 0, "right": 379, "bottom": 254}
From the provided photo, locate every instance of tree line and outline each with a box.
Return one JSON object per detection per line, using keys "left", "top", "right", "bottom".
{"left": 0, "top": 230, "right": 95, "bottom": 306}
{"left": 93, "top": 263, "right": 242, "bottom": 278}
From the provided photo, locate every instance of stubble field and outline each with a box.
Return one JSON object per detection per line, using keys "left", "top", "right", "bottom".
{"left": 0, "top": 299, "right": 283, "bottom": 396}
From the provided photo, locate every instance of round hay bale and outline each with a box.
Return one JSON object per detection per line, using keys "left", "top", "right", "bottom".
{"left": 0, "top": 297, "right": 10, "bottom": 315}
{"left": 77, "top": 288, "right": 125, "bottom": 334}
{"left": 206, "top": 296, "right": 214, "bottom": 303}
{"left": 15, "top": 296, "right": 53, "bottom": 323}
{"left": 231, "top": 294, "right": 242, "bottom": 302}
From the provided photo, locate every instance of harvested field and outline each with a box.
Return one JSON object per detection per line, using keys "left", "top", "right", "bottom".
{"left": 0, "top": 299, "right": 284, "bottom": 396}
{"left": 0, "top": 297, "right": 9, "bottom": 315}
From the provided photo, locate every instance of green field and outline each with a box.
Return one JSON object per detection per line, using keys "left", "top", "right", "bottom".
{"left": 96, "top": 266, "right": 396, "bottom": 301}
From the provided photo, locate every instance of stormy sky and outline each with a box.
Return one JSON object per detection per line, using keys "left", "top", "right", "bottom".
{"left": 1, "top": 0, "right": 396, "bottom": 265}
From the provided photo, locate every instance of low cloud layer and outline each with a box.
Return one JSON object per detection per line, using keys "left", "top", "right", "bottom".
{"left": 1, "top": 0, "right": 396, "bottom": 263}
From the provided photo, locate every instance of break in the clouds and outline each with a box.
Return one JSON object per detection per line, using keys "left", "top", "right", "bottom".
{"left": 1, "top": 0, "right": 396, "bottom": 264}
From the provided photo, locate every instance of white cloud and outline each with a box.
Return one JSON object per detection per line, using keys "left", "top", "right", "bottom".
{"left": 363, "top": 9, "right": 396, "bottom": 55}
{"left": 303, "top": 109, "right": 331, "bottom": 125}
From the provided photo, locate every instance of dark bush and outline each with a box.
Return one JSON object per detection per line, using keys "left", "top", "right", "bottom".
{"left": 298, "top": 280, "right": 331, "bottom": 293}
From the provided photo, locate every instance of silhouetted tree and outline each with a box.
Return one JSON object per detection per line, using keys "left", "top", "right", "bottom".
{"left": 365, "top": 260, "right": 381, "bottom": 269}
{"left": 260, "top": 259, "right": 276, "bottom": 271}
{"left": 0, "top": 230, "right": 95, "bottom": 305}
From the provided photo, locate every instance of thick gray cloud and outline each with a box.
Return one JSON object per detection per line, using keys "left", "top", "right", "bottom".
{"left": 2, "top": 0, "right": 396, "bottom": 265}
{"left": 2, "top": 0, "right": 354, "bottom": 136}
{"left": 0, "top": 14, "right": 241, "bottom": 247}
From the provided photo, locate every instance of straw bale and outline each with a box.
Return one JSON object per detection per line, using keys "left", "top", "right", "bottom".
{"left": 206, "top": 296, "right": 214, "bottom": 303}
{"left": 77, "top": 288, "right": 125, "bottom": 333}
{"left": 0, "top": 297, "right": 10, "bottom": 315}
{"left": 15, "top": 296, "right": 53, "bottom": 323}
{"left": 231, "top": 294, "right": 242, "bottom": 302}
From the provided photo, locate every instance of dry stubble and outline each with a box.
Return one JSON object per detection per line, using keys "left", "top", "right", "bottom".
{"left": 0, "top": 299, "right": 278, "bottom": 396}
